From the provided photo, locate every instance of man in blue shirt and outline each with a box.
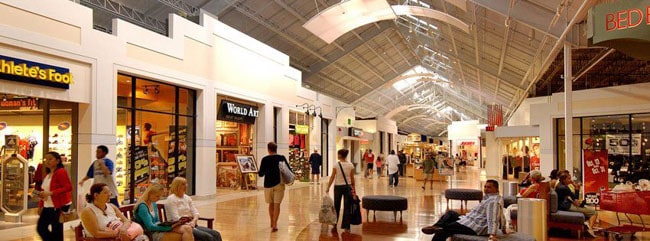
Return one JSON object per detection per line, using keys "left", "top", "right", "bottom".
{"left": 309, "top": 148, "right": 322, "bottom": 184}
{"left": 422, "top": 180, "right": 504, "bottom": 241}
{"left": 79, "top": 145, "right": 120, "bottom": 207}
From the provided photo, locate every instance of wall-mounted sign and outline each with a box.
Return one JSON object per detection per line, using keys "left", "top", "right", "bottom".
{"left": 0, "top": 98, "right": 39, "bottom": 110}
{"left": 295, "top": 125, "right": 309, "bottom": 134}
{"left": 217, "top": 100, "right": 258, "bottom": 124}
{"left": 588, "top": 0, "right": 650, "bottom": 60}
{"left": 349, "top": 127, "right": 363, "bottom": 137}
{"left": 0, "top": 55, "right": 73, "bottom": 89}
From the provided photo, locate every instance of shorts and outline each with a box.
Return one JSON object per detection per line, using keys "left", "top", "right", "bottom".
{"left": 264, "top": 183, "right": 286, "bottom": 204}
{"left": 424, "top": 173, "right": 433, "bottom": 179}
{"left": 366, "top": 163, "right": 374, "bottom": 169}
{"left": 311, "top": 167, "right": 321, "bottom": 174}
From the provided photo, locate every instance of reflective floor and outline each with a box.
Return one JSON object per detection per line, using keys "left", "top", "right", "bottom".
{"left": 2, "top": 166, "right": 649, "bottom": 240}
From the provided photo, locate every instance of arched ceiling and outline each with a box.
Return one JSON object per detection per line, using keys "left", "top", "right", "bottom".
{"left": 79, "top": 0, "right": 650, "bottom": 136}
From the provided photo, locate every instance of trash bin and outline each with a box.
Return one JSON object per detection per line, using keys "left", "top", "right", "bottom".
{"left": 517, "top": 198, "right": 547, "bottom": 241}
{"left": 502, "top": 181, "right": 519, "bottom": 197}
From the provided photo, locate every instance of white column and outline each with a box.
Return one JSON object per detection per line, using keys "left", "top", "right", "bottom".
{"left": 277, "top": 105, "right": 290, "bottom": 157}
{"left": 564, "top": 43, "right": 573, "bottom": 172}
{"left": 194, "top": 87, "right": 216, "bottom": 197}
{"left": 485, "top": 131, "right": 500, "bottom": 179}
{"left": 255, "top": 101, "right": 275, "bottom": 187}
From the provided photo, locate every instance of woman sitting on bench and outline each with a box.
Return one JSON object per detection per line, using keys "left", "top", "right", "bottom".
{"left": 80, "top": 183, "right": 146, "bottom": 240}
{"left": 134, "top": 183, "right": 194, "bottom": 241}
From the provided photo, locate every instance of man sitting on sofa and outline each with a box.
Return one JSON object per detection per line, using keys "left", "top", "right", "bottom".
{"left": 422, "top": 180, "right": 504, "bottom": 241}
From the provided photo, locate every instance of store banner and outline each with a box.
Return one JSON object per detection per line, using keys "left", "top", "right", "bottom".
{"left": 606, "top": 134, "right": 641, "bottom": 155}
{"left": 588, "top": 0, "right": 650, "bottom": 60}
{"left": 217, "top": 100, "right": 258, "bottom": 124}
{"left": 0, "top": 55, "right": 73, "bottom": 89}
{"left": 131, "top": 146, "right": 150, "bottom": 185}
{"left": 582, "top": 149, "right": 609, "bottom": 195}
{"left": 167, "top": 125, "right": 188, "bottom": 183}
{"left": 530, "top": 143, "right": 540, "bottom": 171}
{"left": 0, "top": 97, "right": 39, "bottom": 110}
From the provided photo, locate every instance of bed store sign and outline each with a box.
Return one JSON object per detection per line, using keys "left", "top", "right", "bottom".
{"left": 588, "top": 0, "right": 650, "bottom": 60}
{"left": 0, "top": 55, "right": 73, "bottom": 89}
{"left": 217, "top": 100, "right": 258, "bottom": 124}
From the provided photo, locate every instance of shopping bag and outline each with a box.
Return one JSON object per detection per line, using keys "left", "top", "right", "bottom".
{"left": 279, "top": 157, "right": 295, "bottom": 185}
{"left": 349, "top": 195, "right": 362, "bottom": 225}
{"left": 319, "top": 196, "right": 337, "bottom": 225}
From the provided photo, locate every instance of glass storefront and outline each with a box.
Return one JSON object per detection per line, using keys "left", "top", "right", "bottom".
{"left": 0, "top": 94, "right": 77, "bottom": 209}
{"left": 117, "top": 74, "right": 196, "bottom": 203}
{"left": 289, "top": 110, "right": 310, "bottom": 182}
{"left": 556, "top": 114, "right": 650, "bottom": 184}
{"left": 215, "top": 97, "right": 257, "bottom": 189}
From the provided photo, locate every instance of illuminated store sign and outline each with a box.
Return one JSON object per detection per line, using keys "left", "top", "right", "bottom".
{"left": 0, "top": 55, "right": 73, "bottom": 89}
{"left": 0, "top": 97, "right": 39, "bottom": 110}
{"left": 589, "top": 1, "right": 650, "bottom": 60}
{"left": 349, "top": 127, "right": 363, "bottom": 137}
{"left": 217, "top": 100, "right": 258, "bottom": 124}
{"left": 295, "top": 125, "right": 309, "bottom": 134}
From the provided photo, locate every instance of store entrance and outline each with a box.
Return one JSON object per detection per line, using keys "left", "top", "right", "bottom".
{"left": 0, "top": 93, "right": 78, "bottom": 218}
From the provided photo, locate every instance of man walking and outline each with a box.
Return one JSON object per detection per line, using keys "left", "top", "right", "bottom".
{"left": 309, "top": 148, "right": 322, "bottom": 184}
{"left": 397, "top": 150, "right": 407, "bottom": 176}
{"left": 386, "top": 150, "right": 400, "bottom": 187}
{"left": 422, "top": 153, "right": 435, "bottom": 190}
{"left": 258, "top": 142, "right": 290, "bottom": 232}
{"left": 79, "top": 145, "right": 120, "bottom": 207}
{"left": 421, "top": 180, "right": 504, "bottom": 241}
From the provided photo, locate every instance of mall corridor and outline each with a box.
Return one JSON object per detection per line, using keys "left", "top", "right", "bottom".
{"left": 3, "top": 167, "right": 648, "bottom": 241}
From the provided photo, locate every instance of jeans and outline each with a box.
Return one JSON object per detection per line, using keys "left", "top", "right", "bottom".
{"left": 333, "top": 185, "right": 352, "bottom": 229}
{"left": 193, "top": 226, "right": 222, "bottom": 241}
{"left": 431, "top": 210, "right": 477, "bottom": 241}
{"left": 389, "top": 172, "right": 399, "bottom": 186}
{"left": 37, "top": 205, "right": 70, "bottom": 241}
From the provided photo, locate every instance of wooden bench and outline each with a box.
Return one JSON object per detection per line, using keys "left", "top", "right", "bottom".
{"left": 75, "top": 203, "right": 214, "bottom": 241}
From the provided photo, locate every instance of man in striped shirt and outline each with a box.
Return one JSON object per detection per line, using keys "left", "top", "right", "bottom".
{"left": 422, "top": 180, "right": 504, "bottom": 241}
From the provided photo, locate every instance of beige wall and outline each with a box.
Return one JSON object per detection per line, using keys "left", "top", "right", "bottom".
{"left": 0, "top": 0, "right": 346, "bottom": 198}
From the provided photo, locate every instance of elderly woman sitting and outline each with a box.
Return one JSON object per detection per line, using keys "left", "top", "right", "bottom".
{"left": 133, "top": 183, "right": 194, "bottom": 241}
{"left": 165, "top": 177, "right": 222, "bottom": 241}
{"left": 80, "top": 183, "right": 146, "bottom": 240}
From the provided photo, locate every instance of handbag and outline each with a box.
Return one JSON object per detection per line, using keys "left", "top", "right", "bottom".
{"left": 59, "top": 205, "right": 78, "bottom": 223}
{"left": 279, "top": 156, "right": 295, "bottom": 185}
{"left": 339, "top": 162, "right": 362, "bottom": 225}
{"left": 107, "top": 221, "right": 147, "bottom": 241}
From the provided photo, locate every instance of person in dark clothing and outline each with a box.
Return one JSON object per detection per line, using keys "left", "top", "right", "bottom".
{"left": 258, "top": 142, "right": 291, "bottom": 232}
{"left": 309, "top": 148, "right": 322, "bottom": 184}
{"left": 397, "top": 150, "right": 407, "bottom": 176}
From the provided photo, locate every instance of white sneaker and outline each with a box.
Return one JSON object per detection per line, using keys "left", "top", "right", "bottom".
{"left": 586, "top": 228, "right": 598, "bottom": 238}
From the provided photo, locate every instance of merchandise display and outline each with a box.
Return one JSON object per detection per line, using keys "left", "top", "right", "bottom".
{"left": 1, "top": 153, "right": 29, "bottom": 217}
{"left": 215, "top": 119, "right": 254, "bottom": 188}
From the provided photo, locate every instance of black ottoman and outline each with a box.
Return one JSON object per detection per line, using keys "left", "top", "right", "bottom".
{"left": 452, "top": 233, "right": 535, "bottom": 241}
{"left": 362, "top": 195, "right": 408, "bottom": 221}
{"left": 445, "top": 189, "right": 483, "bottom": 213}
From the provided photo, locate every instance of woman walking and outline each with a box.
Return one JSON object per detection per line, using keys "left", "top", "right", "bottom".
{"left": 326, "top": 149, "right": 356, "bottom": 233}
{"left": 36, "top": 151, "right": 73, "bottom": 241}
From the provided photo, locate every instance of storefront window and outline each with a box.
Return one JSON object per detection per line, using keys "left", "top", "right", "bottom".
{"left": 215, "top": 97, "right": 257, "bottom": 189}
{"left": 117, "top": 74, "right": 196, "bottom": 203}
{"left": 556, "top": 114, "right": 650, "bottom": 185}
{"left": 289, "top": 110, "right": 310, "bottom": 182}
{"left": 0, "top": 95, "right": 77, "bottom": 210}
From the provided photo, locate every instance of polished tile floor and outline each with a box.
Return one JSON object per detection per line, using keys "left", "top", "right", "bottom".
{"left": 2, "top": 167, "right": 649, "bottom": 240}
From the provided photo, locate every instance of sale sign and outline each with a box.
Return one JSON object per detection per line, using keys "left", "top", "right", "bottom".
{"left": 582, "top": 149, "right": 609, "bottom": 194}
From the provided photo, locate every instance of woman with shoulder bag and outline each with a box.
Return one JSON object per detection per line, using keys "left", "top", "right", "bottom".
{"left": 326, "top": 149, "right": 356, "bottom": 233}
{"left": 80, "top": 183, "right": 147, "bottom": 240}
{"left": 36, "top": 151, "right": 73, "bottom": 241}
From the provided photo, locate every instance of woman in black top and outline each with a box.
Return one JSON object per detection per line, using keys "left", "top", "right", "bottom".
{"left": 258, "top": 142, "right": 291, "bottom": 232}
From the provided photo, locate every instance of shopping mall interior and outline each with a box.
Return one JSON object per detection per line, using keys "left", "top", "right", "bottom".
{"left": 1, "top": 0, "right": 649, "bottom": 240}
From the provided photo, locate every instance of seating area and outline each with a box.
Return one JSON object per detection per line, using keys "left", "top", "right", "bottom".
{"left": 361, "top": 195, "right": 408, "bottom": 221}
{"left": 444, "top": 189, "right": 483, "bottom": 213}
{"left": 74, "top": 203, "right": 214, "bottom": 241}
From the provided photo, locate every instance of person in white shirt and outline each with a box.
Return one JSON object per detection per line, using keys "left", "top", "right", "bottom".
{"left": 326, "top": 149, "right": 355, "bottom": 233}
{"left": 166, "top": 177, "right": 222, "bottom": 241}
{"left": 386, "top": 150, "right": 400, "bottom": 187}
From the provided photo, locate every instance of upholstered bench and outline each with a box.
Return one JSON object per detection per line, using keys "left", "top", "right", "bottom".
{"left": 362, "top": 195, "right": 408, "bottom": 221}
{"left": 451, "top": 233, "right": 535, "bottom": 241}
{"left": 445, "top": 189, "right": 483, "bottom": 213}
{"left": 510, "top": 191, "right": 585, "bottom": 238}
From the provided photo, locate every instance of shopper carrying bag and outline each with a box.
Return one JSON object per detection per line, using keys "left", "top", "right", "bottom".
{"left": 326, "top": 149, "right": 356, "bottom": 233}
{"left": 36, "top": 151, "right": 73, "bottom": 241}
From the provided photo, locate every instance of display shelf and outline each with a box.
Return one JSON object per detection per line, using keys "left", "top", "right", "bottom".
{"left": 1, "top": 154, "right": 29, "bottom": 221}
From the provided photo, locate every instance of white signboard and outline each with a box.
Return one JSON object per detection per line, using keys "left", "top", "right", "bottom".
{"left": 606, "top": 134, "right": 641, "bottom": 155}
